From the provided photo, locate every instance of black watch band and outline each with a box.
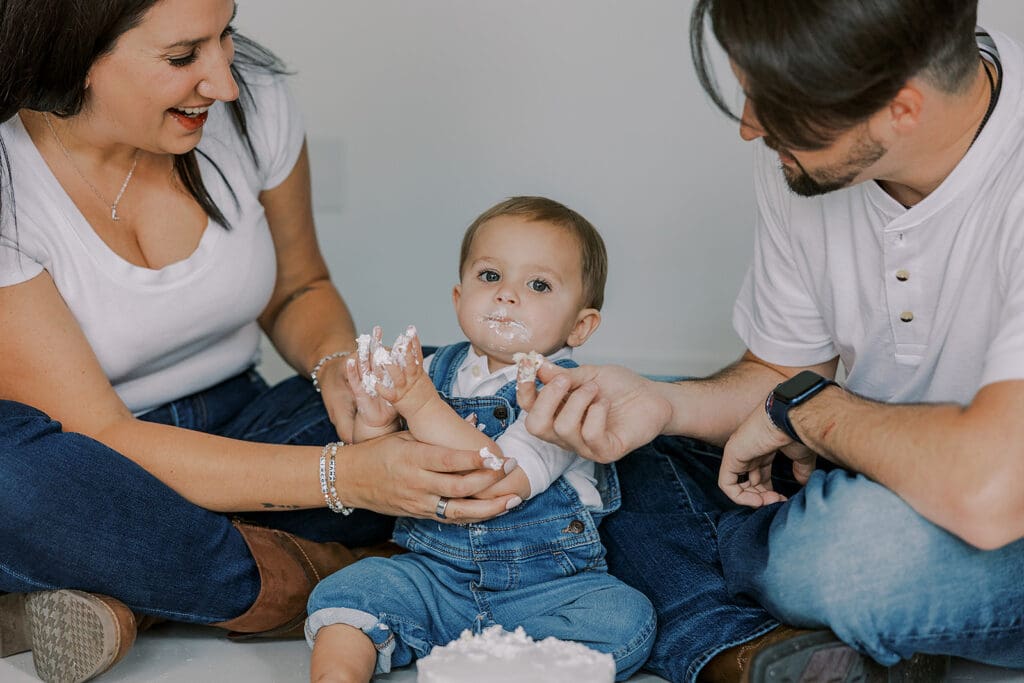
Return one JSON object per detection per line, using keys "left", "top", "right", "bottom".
{"left": 764, "top": 370, "right": 838, "bottom": 444}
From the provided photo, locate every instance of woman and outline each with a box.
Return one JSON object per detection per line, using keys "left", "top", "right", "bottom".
{"left": 0, "top": 1, "right": 518, "bottom": 681}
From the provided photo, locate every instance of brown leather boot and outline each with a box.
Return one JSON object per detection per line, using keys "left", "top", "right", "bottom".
{"left": 699, "top": 626, "right": 951, "bottom": 683}
{"left": 0, "top": 590, "right": 136, "bottom": 683}
{"left": 213, "top": 521, "right": 402, "bottom": 640}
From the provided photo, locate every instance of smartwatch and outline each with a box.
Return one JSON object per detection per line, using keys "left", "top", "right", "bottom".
{"left": 764, "top": 370, "right": 838, "bottom": 444}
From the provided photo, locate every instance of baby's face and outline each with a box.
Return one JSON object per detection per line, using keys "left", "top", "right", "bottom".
{"left": 454, "top": 216, "right": 591, "bottom": 368}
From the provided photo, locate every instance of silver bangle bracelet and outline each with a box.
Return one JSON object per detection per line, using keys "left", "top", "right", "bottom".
{"left": 310, "top": 351, "right": 351, "bottom": 393}
{"left": 319, "top": 441, "right": 353, "bottom": 515}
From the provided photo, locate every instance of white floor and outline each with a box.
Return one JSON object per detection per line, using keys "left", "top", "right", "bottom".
{"left": 2, "top": 623, "right": 1023, "bottom": 683}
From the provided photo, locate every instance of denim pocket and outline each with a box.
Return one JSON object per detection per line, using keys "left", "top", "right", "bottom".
{"left": 551, "top": 544, "right": 607, "bottom": 577}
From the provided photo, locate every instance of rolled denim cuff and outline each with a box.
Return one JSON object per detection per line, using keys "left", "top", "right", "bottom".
{"left": 305, "top": 607, "right": 397, "bottom": 674}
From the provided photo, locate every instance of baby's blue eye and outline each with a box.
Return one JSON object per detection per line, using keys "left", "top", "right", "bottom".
{"left": 528, "top": 279, "right": 551, "bottom": 293}
{"left": 478, "top": 270, "right": 500, "bottom": 283}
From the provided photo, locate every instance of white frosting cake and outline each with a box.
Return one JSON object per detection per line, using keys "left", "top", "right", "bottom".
{"left": 416, "top": 626, "right": 615, "bottom": 683}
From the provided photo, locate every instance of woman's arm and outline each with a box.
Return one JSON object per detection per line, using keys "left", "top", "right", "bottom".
{"left": 0, "top": 273, "right": 514, "bottom": 519}
{"left": 257, "top": 142, "right": 359, "bottom": 439}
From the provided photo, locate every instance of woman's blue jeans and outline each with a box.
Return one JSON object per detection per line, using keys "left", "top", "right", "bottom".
{"left": 0, "top": 370, "right": 394, "bottom": 623}
{"left": 600, "top": 436, "right": 1024, "bottom": 683}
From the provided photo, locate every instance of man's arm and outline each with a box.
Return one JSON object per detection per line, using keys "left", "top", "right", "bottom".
{"left": 518, "top": 350, "right": 837, "bottom": 461}
{"left": 787, "top": 379, "right": 1024, "bottom": 550}
{"left": 661, "top": 351, "right": 839, "bottom": 446}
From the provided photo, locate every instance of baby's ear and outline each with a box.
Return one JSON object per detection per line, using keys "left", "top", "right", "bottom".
{"left": 567, "top": 309, "right": 601, "bottom": 348}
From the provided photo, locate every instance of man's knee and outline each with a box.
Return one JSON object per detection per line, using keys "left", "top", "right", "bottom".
{"left": 758, "top": 471, "right": 952, "bottom": 629}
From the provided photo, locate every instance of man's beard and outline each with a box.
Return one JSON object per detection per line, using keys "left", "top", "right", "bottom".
{"left": 766, "top": 131, "right": 887, "bottom": 197}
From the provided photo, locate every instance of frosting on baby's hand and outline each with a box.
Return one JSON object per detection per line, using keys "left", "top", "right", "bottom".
{"left": 513, "top": 351, "right": 545, "bottom": 383}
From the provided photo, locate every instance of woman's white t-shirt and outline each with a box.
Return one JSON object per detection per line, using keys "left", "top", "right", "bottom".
{"left": 0, "top": 71, "right": 305, "bottom": 413}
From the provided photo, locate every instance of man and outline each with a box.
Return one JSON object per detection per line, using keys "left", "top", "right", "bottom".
{"left": 517, "top": 1, "right": 1024, "bottom": 681}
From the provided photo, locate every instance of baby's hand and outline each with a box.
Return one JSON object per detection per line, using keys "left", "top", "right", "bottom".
{"left": 346, "top": 326, "right": 400, "bottom": 437}
{"left": 373, "top": 326, "right": 437, "bottom": 417}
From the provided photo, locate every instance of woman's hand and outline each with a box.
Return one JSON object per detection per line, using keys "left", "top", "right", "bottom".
{"left": 517, "top": 362, "right": 673, "bottom": 463}
{"left": 336, "top": 431, "right": 520, "bottom": 524}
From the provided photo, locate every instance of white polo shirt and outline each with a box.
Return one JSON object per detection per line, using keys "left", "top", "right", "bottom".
{"left": 733, "top": 29, "right": 1024, "bottom": 405}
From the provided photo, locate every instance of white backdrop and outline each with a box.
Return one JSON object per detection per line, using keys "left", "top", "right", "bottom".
{"left": 237, "top": 1, "right": 1024, "bottom": 381}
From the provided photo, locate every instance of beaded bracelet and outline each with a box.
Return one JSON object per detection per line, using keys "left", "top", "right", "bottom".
{"left": 310, "top": 351, "right": 351, "bottom": 393}
{"left": 319, "top": 441, "right": 354, "bottom": 515}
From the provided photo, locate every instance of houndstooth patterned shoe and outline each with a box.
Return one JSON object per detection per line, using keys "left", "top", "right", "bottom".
{"left": 0, "top": 590, "right": 136, "bottom": 683}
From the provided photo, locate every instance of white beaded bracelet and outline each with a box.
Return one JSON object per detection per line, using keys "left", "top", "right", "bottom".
{"left": 310, "top": 351, "right": 351, "bottom": 393}
{"left": 319, "top": 441, "right": 354, "bottom": 515}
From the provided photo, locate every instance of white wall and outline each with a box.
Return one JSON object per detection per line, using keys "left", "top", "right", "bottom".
{"left": 239, "top": 1, "right": 1024, "bottom": 382}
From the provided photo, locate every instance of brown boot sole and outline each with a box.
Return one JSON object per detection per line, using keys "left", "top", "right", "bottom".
{"left": 749, "top": 631, "right": 951, "bottom": 683}
{"left": 0, "top": 590, "right": 136, "bottom": 683}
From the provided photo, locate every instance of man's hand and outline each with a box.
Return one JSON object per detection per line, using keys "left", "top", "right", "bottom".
{"left": 720, "top": 402, "right": 818, "bottom": 507}
{"left": 517, "top": 362, "right": 672, "bottom": 463}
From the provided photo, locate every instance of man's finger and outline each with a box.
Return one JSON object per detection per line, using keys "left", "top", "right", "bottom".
{"left": 516, "top": 372, "right": 539, "bottom": 412}
{"left": 534, "top": 360, "right": 573, "bottom": 385}
{"left": 551, "top": 381, "right": 600, "bottom": 454}
{"left": 579, "top": 398, "right": 612, "bottom": 460}
{"left": 522, "top": 375, "right": 572, "bottom": 441}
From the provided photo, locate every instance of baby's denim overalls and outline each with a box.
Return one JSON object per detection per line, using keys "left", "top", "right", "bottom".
{"left": 306, "top": 343, "right": 656, "bottom": 680}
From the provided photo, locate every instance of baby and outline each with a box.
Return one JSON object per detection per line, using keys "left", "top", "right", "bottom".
{"left": 305, "top": 197, "right": 655, "bottom": 683}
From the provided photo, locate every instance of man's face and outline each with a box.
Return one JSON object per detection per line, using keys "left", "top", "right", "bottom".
{"left": 761, "top": 126, "right": 887, "bottom": 197}
{"left": 732, "top": 64, "right": 888, "bottom": 197}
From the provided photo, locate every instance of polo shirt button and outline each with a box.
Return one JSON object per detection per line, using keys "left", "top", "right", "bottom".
{"left": 472, "top": 366, "right": 482, "bottom": 377}
{"left": 900, "top": 311, "right": 914, "bottom": 322}
{"left": 896, "top": 269, "right": 909, "bottom": 282}
{"left": 493, "top": 406, "right": 509, "bottom": 420}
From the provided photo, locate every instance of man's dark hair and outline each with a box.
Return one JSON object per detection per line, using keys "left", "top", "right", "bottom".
{"left": 0, "top": 0, "right": 287, "bottom": 232}
{"left": 690, "top": 0, "right": 981, "bottom": 150}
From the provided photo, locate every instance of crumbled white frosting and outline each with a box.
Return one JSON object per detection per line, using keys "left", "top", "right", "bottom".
{"left": 479, "top": 308, "right": 531, "bottom": 345}
{"left": 356, "top": 334, "right": 372, "bottom": 364}
{"left": 356, "top": 326, "right": 423, "bottom": 395}
{"left": 513, "top": 351, "right": 545, "bottom": 383}
{"left": 479, "top": 447, "right": 503, "bottom": 471}
{"left": 392, "top": 325, "right": 417, "bottom": 368}
{"left": 361, "top": 371, "right": 379, "bottom": 397}
{"left": 417, "top": 626, "right": 615, "bottom": 683}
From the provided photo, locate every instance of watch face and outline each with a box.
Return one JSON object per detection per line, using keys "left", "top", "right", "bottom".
{"left": 776, "top": 371, "right": 826, "bottom": 402}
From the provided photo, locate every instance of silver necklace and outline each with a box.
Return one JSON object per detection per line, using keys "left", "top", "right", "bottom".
{"left": 42, "top": 112, "right": 140, "bottom": 222}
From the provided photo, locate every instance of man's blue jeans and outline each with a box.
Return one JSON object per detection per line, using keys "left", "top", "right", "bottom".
{"left": 600, "top": 436, "right": 1024, "bottom": 683}
{"left": 0, "top": 369, "right": 393, "bottom": 623}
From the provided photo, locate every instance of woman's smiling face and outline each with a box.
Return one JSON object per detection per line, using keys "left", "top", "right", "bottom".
{"left": 80, "top": 0, "right": 240, "bottom": 154}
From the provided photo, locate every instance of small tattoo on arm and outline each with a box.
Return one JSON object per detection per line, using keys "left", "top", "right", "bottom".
{"left": 260, "top": 503, "right": 302, "bottom": 510}
{"left": 277, "top": 285, "right": 315, "bottom": 316}
{"left": 265, "top": 285, "right": 317, "bottom": 330}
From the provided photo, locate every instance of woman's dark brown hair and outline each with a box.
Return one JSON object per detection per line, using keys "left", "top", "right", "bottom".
{"left": 0, "top": 0, "right": 287, "bottom": 234}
